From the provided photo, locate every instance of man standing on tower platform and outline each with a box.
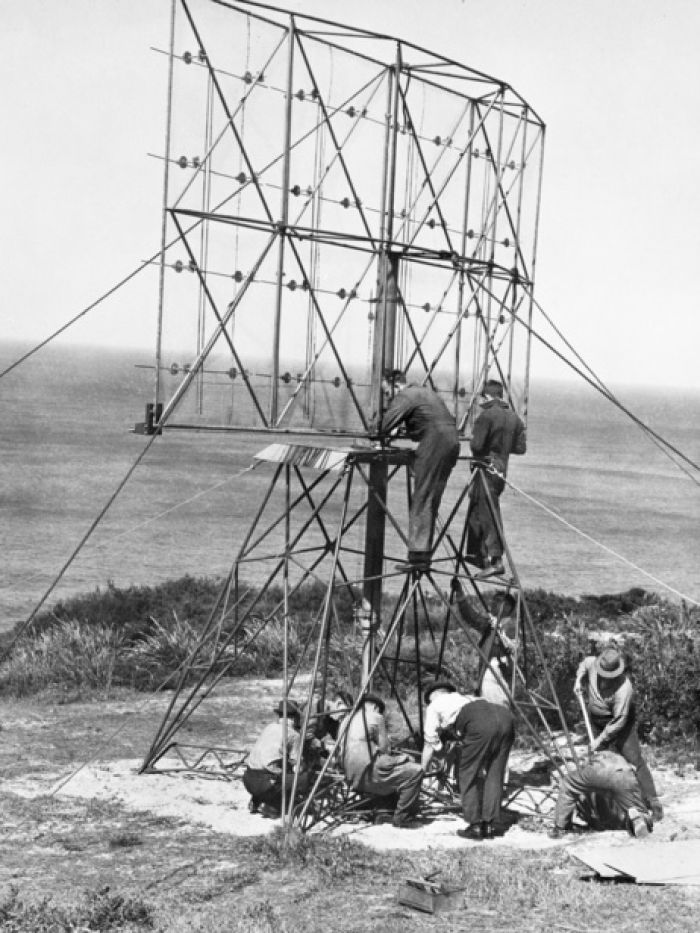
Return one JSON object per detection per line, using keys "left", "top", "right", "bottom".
{"left": 379, "top": 370, "right": 460, "bottom": 572}
{"left": 467, "top": 378, "right": 526, "bottom": 578}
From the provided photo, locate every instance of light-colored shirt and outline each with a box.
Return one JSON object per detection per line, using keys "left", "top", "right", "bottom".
{"left": 423, "top": 691, "right": 475, "bottom": 751}
{"left": 341, "top": 706, "right": 390, "bottom": 787}
{"left": 577, "top": 656, "right": 634, "bottom": 744}
{"left": 247, "top": 720, "right": 301, "bottom": 773}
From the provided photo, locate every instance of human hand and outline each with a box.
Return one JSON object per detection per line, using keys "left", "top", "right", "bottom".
{"left": 573, "top": 682, "right": 583, "bottom": 696}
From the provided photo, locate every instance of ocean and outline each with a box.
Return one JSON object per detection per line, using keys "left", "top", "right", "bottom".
{"left": 1, "top": 341, "right": 698, "bottom": 629}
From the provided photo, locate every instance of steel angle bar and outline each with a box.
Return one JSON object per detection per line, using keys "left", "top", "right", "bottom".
{"left": 288, "top": 467, "right": 354, "bottom": 808}
{"left": 476, "top": 471, "right": 581, "bottom": 771}
{"left": 150, "top": 494, "right": 347, "bottom": 758}
{"left": 294, "top": 32, "right": 381, "bottom": 248}
{"left": 270, "top": 18, "right": 296, "bottom": 424}
{"left": 146, "top": 542, "right": 341, "bottom": 764}
{"left": 397, "top": 99, "right": 472, "bottom": 249}
{"left": 397, "top": 86, "right": 455, "bottom": 256}
{"left": 431, "top": 475, "right": 472, "bottom": 556}
{"left": 234, "top": 464, "right": 284, "bottom": 562}
{"left": 180, "top": 0, "right": 275, "bottom": 225}
{"left": 354, "top": 460, "right": 409, "bottom": 547}
{"left": 395, "top": 290, "right": 440, "bottom": 388}
{"left": 419, "top": 275, "right": 485, "bottom": 388}
{"left": 278, "top": 246, "right": 372, "bottom": 432}
{"left": 168, "top": 33, "right": 288, "bottom": 212}
{"left": 470, "top": 105, "right": 545, "bottom": 278}
{"left": 155, "top": 0, "right": 177, "bottom": 412}
{"left": 219, "top": 0, "right": 526, "bottom": 103}
{"left": 402, "top": 94, "right": 501, "bottom": 252}
{"left": 292, "top": 465, "right": 354, "bottom": 583}
{"left": 293, "top": 573, "right": 423, "bottom": 827}
{"left": 400, "top": 272, "right": 463, "bottom": 379}
{"left": 169, "top": 214, "right": 270, "bottom": 426}
{"left": 241, "top": 467, "right": 344, "bottom": 557}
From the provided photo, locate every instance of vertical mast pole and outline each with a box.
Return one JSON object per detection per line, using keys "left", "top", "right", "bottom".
{"left": 271, "top": 15, "right": 296, "bottom": 425}
{"left": 361, "top": 45, "right": 402, "bottom": 687}
{"left": 154, "top": 0, "right": 178, "bottom": 416}
{"left": 523, "top": 121, "right": 546, "bottom": 427}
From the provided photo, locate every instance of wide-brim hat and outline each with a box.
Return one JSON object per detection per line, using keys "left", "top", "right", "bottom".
{"left": 274, "top": 700, "right": 302, "bottom": 719}
{"left": 359, "top": 693, "right": 386, "bottom": 715}
{"left": 595, "top": 647, "right": 625, "bottom": 679}
{"left": 423, "top": 680, "right": 457, "bottom": 704}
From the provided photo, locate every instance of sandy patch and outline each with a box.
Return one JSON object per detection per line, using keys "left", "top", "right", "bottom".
{"left": 6, "top": 754, "right": 698, "bottom": 855}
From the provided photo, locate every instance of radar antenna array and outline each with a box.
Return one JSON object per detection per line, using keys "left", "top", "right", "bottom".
{"left": 143, "top": 0, "right": 575, "bottom": 832}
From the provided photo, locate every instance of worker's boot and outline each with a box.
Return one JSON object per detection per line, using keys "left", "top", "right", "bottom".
{"left": 456, "top": 823, "right": 483, "bottom": 840}
{"left": 477, "top": 556, "right": 505, "bottom": 579}
{"left": 627, "top": 807, "right": 652, "bottom": 838}
{"left": 649, "top": 797, "right": 664, "bottom": 822}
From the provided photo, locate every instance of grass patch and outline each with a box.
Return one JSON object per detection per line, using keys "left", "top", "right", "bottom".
{"left": 0, "top": 885, "right": 154, "bottom": 931}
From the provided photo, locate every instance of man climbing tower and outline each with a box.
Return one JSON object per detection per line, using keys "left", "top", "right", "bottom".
{"left": 378, "top": 370, "right": 460, "bottom": 572}
{"left": 467, "top": 378, "right": 526, "bottom": 578}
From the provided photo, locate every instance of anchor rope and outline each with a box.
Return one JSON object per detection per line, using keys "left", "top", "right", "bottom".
{"left": 492, "top": 467, "right": 700, "bottom": 607}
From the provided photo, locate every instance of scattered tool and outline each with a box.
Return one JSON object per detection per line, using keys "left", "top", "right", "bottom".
{"left": 398, "top": 873, "right": 464, "bottom": 914}
{"left": 577, "top": 689, "right": 595, "bottom": 753}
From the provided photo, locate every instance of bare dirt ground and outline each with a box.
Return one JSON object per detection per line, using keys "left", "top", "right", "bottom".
{"left": 2, "top": 679, "right": 700, "bottom": 931}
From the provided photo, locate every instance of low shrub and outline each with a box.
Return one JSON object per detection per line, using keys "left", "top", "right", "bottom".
{"left": 0, "top": 620, "right": 125, "bottom": 697}
{"left": 2, "top": 576, "right": 698, "bottom": 753}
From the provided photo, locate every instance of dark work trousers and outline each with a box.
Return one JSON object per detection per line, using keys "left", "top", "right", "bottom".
{"left": 467, "top": 470, "right": 505, "bottom": 564}
{"left": 242, "top": 767, "right": 311, "bottom": 810}
{"left": 454, "top": 699, "right": 515, "bottom": 825}
{"left": 410, "top": 432, "right": 460, "bottom": 554}
{"left": 554, "top": 760, "right": 646, "bottom": 830}
{"left": 590, "top": 713, "right": 657, "bottom": 803}
{"left": 358, "top": 754, "right": 424, "bottom": 820}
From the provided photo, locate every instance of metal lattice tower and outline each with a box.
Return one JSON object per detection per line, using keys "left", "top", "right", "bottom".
{"left": 141, "top": 0, "right": 575, "bottom": 830}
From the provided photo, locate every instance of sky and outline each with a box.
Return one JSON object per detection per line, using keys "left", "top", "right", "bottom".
{"left": 3, "top": 0, "right": 700, "bottom": 389}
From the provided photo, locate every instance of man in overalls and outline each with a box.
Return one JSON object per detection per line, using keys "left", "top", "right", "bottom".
{"left": 379, "top": 370, "right": 460, "bottom": 572}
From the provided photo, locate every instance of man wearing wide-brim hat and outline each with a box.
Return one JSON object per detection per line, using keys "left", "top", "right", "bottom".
{"left": 242, "top": 699, "right": 310, "bottom": 817}
{"left": 574, "top": 645, "right": 663, "bottom": 821}
{"left": 341, "top": 693, "right": 424, "bottom": 828}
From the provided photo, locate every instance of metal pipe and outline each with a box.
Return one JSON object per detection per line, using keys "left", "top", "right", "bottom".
{"left": 271, "top": 15, "right": 296, "bottom": 424}
{"left": 154, "top": 0, "right": 177, "bottom": 415}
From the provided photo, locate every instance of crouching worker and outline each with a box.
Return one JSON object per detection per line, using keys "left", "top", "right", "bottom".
{"left": 341, "top": 694, "right": 424, "bottom": 828}
{"left": 242, "top": 700, "right": 311, "bottom": 817}
{"left": 549, "top": 750, "right": 652, "bottom": 839}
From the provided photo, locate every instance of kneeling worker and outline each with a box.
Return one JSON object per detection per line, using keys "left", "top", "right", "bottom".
{"left": 421, "top": 681, "right": 515, "bottom": 840}
{"left": 550, "top": 749, "right": 652, "bottom": 839}
{"left": 341, "top": 693, "right": 424, "bottom": 828}
{"left": 242, "top": 700, "right": 310, "bottom": 816}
